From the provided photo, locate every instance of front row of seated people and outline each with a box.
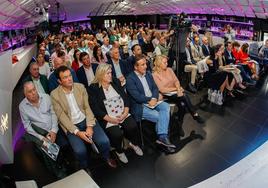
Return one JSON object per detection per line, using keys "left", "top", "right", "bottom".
{"left": 20, "top": 54, "right": 203, "bottom": 174}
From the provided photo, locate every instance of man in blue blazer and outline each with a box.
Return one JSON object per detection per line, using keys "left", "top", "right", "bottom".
{"left": 107, "top": 47, "right": 131, "bottom": 86}
{"left": 76, "top": 52, "right": 98, "bottom": 87}
{"left": 126, "top": 55, "right": 175, "bottom": 149}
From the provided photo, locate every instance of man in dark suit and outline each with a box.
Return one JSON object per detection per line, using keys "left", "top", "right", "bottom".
{"left": 201, "top": 36, "right": 212, "bottom": 57}
{"left": 48, "top": 57, "right": 79, "bottom": 93}
{"left": 224, "top": 41, "right": 236, "bottom": 65}
{"left": 24, "top": 62, "right": 49, "bottom": 94}
{"left": 76, "top": 52, "right": 98, "bottom": 87}
{"left": 126, "top": 55, "right": 175, "bottom": 150}
{"left": 127, "top": 44, "right": 152, "bottom": 73}
{"left": 107, "top": 47, "right": 130, "bottom": 86}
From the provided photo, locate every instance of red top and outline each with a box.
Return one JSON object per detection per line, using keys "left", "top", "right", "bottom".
{"left": 236, "top": 50, "right": 249, "bottom": 64}
{"left": 71, "top": 60, "right": 80, "bottom": 72}
{"left": 232, "top": 48, "right": 239, "bottom": 61}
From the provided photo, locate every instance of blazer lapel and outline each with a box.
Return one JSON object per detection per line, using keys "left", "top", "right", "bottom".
{"left": 133, "top": 73, "right": 145, "bottom": 95}
{"left": 58, "top": 86, "right": 70, "bottom": 115}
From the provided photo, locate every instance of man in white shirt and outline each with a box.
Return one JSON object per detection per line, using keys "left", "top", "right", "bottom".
{"left": 101, "top": 37, "right": 112, "bottom": 56}
{"left": 19, "top": 81, "right": 67, "bottom": 178}
{"left": 76, "top": 52, "right": 98, "bottom": 87}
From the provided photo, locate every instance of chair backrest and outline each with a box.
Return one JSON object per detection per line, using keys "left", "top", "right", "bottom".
{"left": 263, "top": 48, "right": 268, "bottom": 59}
{"left": 249, "top": 42, "right": 259, "bottom": 57}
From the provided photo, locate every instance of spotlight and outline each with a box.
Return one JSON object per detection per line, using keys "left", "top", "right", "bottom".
{"left": 34, "top": 7, "right": 40, "bottom": 13}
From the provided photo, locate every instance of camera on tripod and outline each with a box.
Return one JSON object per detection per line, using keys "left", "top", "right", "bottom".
{"left": 169, "top": 12, "right": 192, "bottom": 31}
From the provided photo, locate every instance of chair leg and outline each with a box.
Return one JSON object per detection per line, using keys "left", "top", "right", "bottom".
{"left": 138, "top": 121, "right": 144, "bottom": 148}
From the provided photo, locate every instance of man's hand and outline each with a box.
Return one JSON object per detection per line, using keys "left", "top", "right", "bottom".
{"left": 86, "top": 126, "right": 94, "bottom": 138}
{"left": 119, "top": 76, "right": 126, "bottom": 84}
{"left": 77, "top": 131, "right": 92, "bottom": 143}
{"left": 158, "top": 94, "right": 163, "bottom": 101}
{"left": 47, "top": 131, "right": 57, "bottom": 143}
{"left": 148, "top": 98, "right": 157, "bottom": 107}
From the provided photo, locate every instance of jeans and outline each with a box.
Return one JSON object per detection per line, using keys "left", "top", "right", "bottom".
{"left": 142, "top": 101, "right": 170, "bottom": 136}
{"left": 66, "top": 119, "right": 110, "bottom": 169}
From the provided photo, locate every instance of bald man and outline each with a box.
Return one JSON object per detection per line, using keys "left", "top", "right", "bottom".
{"left": 48, "top": 57, "right": 79, "bottom": 92}
{"left": 201, "top": 36, "right": 212, "bottom": 57}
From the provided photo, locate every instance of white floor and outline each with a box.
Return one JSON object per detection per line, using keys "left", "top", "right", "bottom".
{"left": 190, "top": 140, "right": 268, "bottom": 188}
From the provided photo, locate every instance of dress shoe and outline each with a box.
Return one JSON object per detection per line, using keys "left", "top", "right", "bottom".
{"left": 193, "top": 114, "right": 205, "bottom": 124}
{"left": 116, "top": 152, "right": 128, "bottom": 164}
{"left": 129, "top": 142, "right": 143, "bottom": 156}
{"left": 156, "top": 137, "right": 176, "bottom": 148}
{"left": 188, "top": 83, "right": 197, "bottom": 93}
{"left": 106, "top": 158, "right": 117, "bottom": 168}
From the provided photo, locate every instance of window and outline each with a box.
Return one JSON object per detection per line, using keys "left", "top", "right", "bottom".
{"left": 104, "top": 20, "right": 110, "bottom": 28}
{"left": 111, "top": 19, "right": 116, "bottom": 27}
{"left": 104, "top": 19, "right": 116, "bottom": 28}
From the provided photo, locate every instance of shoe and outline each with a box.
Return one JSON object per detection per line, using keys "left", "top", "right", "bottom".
{"left": 246, "top": 80, "right": 256, "bottom": 86}
{"left": 227, "top": 90, "right": 236, "bottom": 98}
{"left": 129, "top": 142, "right": 143, "bottom": 156}
{"left": 156, "top": 137, "right": 176, "bottom": 148}
{"left": 106, "top": 158, "right": 117, "bottom": 168}
{"left": 116, "top": 152, "right": 128, "bottom": 164}
{"left": 238, "top": 83, "right": 246, "bottom": 90}
{"left": 193, "top": 114, "right": 205, "bottom": 124}
{"left": 234, "top": 89, "right": 244, "bottom": 94}
{"left": 188, "top": 83, "right": 197, "bottom": 93}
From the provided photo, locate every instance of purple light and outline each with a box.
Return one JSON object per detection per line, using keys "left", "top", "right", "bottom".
{"left": 12, "top": 121, "right": 25, "bottom": 152}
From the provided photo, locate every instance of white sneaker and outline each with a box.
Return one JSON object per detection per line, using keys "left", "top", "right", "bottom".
{"left": 116, "top": 152, "right": 128, "bottom": 164}
{"left": 129, "top": 143, "right": 143, "bottom": 156}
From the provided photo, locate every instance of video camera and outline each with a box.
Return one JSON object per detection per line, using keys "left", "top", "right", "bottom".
{"left": 169, "top": 12, "right": 192, "bottom": 31}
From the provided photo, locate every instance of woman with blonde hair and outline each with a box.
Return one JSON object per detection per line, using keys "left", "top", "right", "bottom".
{"left": 152, "top": 55, "right": 204, "bottom": 126}
{"left": 87, "top": 64, "right": 143, "bottom": 164}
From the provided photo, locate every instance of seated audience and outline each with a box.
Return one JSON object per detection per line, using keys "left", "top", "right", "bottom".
{"left": 201, "top": 36, "right": 212, "bottom": 57}
{"left": 68, "top": 40, "right": 79, "bottom": 62}
{"left": 51, "top": 66, "right": 116, "bottom": 170}
{"left": 107, "top": 47, "right": 130, "bottom": 86}
{"left": 24, "top": 62, "right": 49, "bottom": 94}
{"left": 126, "top": 55, "right": 176, "bottom": 150}
{"left": 87, "top": 64, "right": 143, "bottom": 163}
{"left": 184, "top": 38, "right": 198, "bottom": 93}
{"left": 224, "top": 42, "right": 254, "bottom": 85}
{"left": 237, "top": 43, "right": 259, "bottom": 80}
{"left": 101, "top": 37, "right": 112, "bottom": 56}
{"left": 191, "top": 36, "right": 207, "bottom": 74}
{"left": 36, "top": 53, "right": 51, "bottom": 78}
{"left": 48, "top": 57, "right": 79, "bottom": 92}
{"left": 71, "top": 49, "right": 82, "bottom": 72}
{"left": 205, "top": 44, "right": 235, "bottom": 97}
{"left": 92, "top": 45, "right": 108, "bottom": 64}
{"left": 154, "top": 36, "right": 169, "bottom": 57}
{"left": 258, "top": 39, "right": 268, "bottom": 60}
{"left": 76, "top": 52, "right": 98, "bottom": 87}
{"left": 19, "top": 82, "right": 67, "bottom": 178}
{"left": 39, "top": 46, "right": 50, "bottom": 62}
{"left": 152, "top": 55, "right": 204, "bottom": 125}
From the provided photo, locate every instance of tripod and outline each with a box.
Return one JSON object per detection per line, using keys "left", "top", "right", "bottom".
{"left": 169, "top": 27, "right": 189, "bottom": 81}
